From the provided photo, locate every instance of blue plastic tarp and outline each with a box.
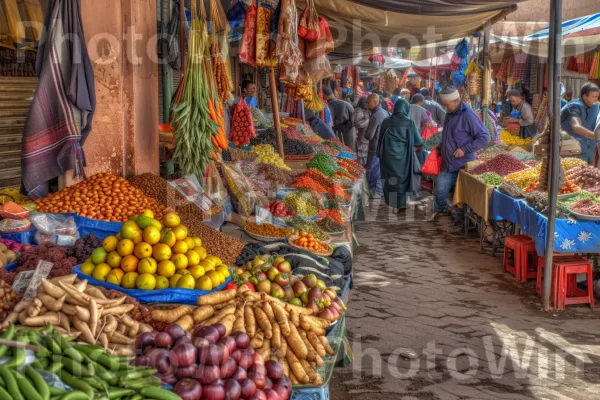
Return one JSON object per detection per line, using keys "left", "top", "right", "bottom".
{"left": 72, "top": 264, "right": 231, "bottom": 305}
{"left": 490, "top": 189, "right": 600, "bottom": 255}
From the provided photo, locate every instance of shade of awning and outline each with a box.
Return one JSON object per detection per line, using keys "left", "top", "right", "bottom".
{"left": 295, "top": 0, "right": 521, "bottom": 53}
{"left": 344, "top": 1, "right": 521, "bottom": 16}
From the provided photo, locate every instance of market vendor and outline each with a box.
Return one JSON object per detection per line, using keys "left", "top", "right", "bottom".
{"left": 234, "top": 79, "right": 258, "bottom": 108}
{"left": 428, "top": 86, "right": 489, "bottom": 221}
{"left": 305, "top": 109, "right": 335, "bottom": 140}
{"left": 504, "top": 89, "right": 537, "bottom": 138}
{"left": 561, "top": 83, "right": 600, "bottom": 164}
{"left": 324, "top": 87, "right": 356, "bottom": 151}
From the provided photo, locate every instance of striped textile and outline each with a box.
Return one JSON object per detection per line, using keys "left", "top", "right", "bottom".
{"left": 21, "top": 0, "right": 95, "bottom": 198}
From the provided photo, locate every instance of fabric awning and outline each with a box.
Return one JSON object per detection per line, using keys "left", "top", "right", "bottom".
{"left": 527, "top": 12, "right": 600, "bottom": 39}
{"left": 342, "top": 1, "right": 521, "bottom": 16}
{"left": 296, "top": 0, "right": 521, "bottom": 53}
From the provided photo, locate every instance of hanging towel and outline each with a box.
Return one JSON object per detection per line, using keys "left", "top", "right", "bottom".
{"left": 21, "top": 0, "right": 95, "bottom": 198}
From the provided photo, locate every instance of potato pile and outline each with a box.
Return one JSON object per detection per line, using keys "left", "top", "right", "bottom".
{"left": 150, "top": 286, "right": 336, "bottom": 385}
{"left": 34, "top": 173, "right": 167, "bottom": 222}
{"left": 0, "top": 242, "right": 17, "bottom": 268}
{"left": 1, "top": 275, "right": 152, "bottom": 355}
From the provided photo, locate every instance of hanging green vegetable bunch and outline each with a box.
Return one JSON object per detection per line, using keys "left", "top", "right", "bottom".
{"left": 170, "top": 1, "right": 219, "bottom": 176}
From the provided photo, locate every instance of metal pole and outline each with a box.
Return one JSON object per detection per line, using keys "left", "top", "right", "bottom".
{"left": 482, "top": 25, "right": 491, "bottom": 108}
{"left": 179, "top": 0, "right": 185, "bottom": 72}
{"left": 268, "top": 67, "right": 285, "bottom": 158}
{"left": 542, "top": 0, "right": 563, "bottom": 312}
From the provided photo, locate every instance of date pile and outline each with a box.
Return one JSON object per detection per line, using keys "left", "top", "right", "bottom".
{"left": 566, "top": 165, "right": 600, "bottom": 191}
{"left": 471, "top": 153, "right": 529, "bottom": 177}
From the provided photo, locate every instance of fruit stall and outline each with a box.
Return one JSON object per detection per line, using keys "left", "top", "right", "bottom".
{"left": 0, "top": 125, "right": 362, "bottom": 399}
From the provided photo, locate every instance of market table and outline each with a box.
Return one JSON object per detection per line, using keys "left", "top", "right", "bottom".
{"left": 490, "top": 189, "right": 600, "bottom": 255}
{"left": 452, "top": 170, "right": 514, "bottom": 254}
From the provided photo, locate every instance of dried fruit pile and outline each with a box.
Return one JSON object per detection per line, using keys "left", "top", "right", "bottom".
{"left": 566, "top": 165, "right": 600, "bottom": 189}
{"left": 249, "top": 129, "right": 314, "bottom": 155}
{"left": 292, "top": 176, "right": 328, "bottom": 193}
{"left": 316, "top": 209, "right": 344, "bottom": 225}
{"left": 66, "top": 233, "right": 103, "bottom": 264}
{"left": 470, "top": 153, "right": 529, "bottom": 177}
{"left": 35, "top": 173, "right": 166, "bottom": 222}
{"left": 246, "top": 222, "right": 293, "bottom": 238}
{"left": 525, "top": 191, "right": 570, "bottom": 218}
{"left": 283, "top": 192, "right": 320, "bottom": 217}
{"left": 571, "top": 198, "right": 600, "bottom": 216}
{"left": 562, "top": 157, "right": 588, "bottom": 171}
{"left": 252, "top": 145, "right": 291, "bottom": 171}
{"left": 266, "top": 200, "right": 295, "bottom": 218}
{"left": 309, "top": 154, "right": 339, "bottom": 177}
{"left": 285, "top": 217, "right": 330, "bottom": 242}
{"left": 504, "top": 168, "right": 540, "bottom": 189}
{"left": 0, "top": 280, "right": 18, "bottom": 322}
{"left": 316, "top": 217, "right": 345, "bottom": 233}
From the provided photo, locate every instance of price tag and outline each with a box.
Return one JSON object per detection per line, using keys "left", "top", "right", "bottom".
{"left": 22, "top": 260, "right": 54, "bottom": 300}
{"left": 12, "top": 271, "right": 35, "bottom": 295}
{"left": 255, "top": 206, "right": 273, "bottom": 225}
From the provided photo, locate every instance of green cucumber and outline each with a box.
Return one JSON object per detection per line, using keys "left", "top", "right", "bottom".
{"left": 106, "top": 387, "right": 135, "bottom": 399}
{"left": 45, "top": 338, "right": 62, "bottom": 355}
{"left": 57, "top": 391, "right": 91, "bottom": 400}
{"left": 48, "top": 362, "right": 63, "bottom": 374}
{"left": 57, "top": 370, "right": 94, "bottom": 398}
{"left": 0, "top": 324, "right": 15, "bottom": 358}
{"left": 48, "top": 386, "right": 67, "bottom": 396}
{"left": 0, "top": 384, "right": 13, "bottom": 400}
{"left": 62, "top": 357, "right": 94, "bottom": 377}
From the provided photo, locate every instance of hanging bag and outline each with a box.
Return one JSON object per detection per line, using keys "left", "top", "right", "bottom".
{"left": 305, "top": 17, "right": 334, "bottom": 60}
{"left": 230, "top": 98, "right": 256, "bottom": 146}
{"left": 239, "top": 0, "right": 257, "bottom": 66}
{"left": 421, "top": 149, "right": 443, "bottom": 176}
{"left": 227, "top": 1, "right": 246, "bottom": 29}
{"left": 298, "top": 0, "right": 319, "bottom": 41}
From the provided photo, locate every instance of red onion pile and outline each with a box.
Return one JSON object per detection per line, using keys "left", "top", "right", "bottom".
{"left": 134, "top": 323, "right": 292, "bottom": 400}
{"left": 571, "top": 199, "right": 600, "bottom": 216}
{"left": 470, "top": 153, "right": 529, "bottom": 177}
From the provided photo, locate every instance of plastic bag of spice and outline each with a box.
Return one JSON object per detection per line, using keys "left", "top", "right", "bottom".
{"left": 221, "top": 162, "right": 260, "bottom": 217}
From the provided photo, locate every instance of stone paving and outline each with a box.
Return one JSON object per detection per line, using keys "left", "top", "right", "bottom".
{"left": 330, "top": 199, "right": 600, "bottom": 400}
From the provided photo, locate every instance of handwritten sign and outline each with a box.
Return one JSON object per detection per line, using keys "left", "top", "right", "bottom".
{"left": 23, "top": 260, "right": 54, "bottom": 300}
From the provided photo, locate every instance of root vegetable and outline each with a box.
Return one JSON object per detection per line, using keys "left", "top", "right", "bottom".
{"left": 73, "top": 279, "right": 87, "bottom": 292}
{"left": 175, "top": 315, "right": 194, "bottom": 331}
{"left": 285, "top": 351, "right": 309, "bottom": 384}
{"left": 102, "top": 304, "right": 135, "bottom": 316}
{"left": 138, "top": 323, "right": 153, "bottom": 334}
{"left": 192, "top": 305, "right": 215, "bottom": 324}
{"left": 38, "top": 293, "right": 65, "bottom": 312}
{"left": 281, "top": 358, "right": 290, "bottom": 378}
{"left": 89, "top": 299, "right": 98, "bottom": 337}
{"left": 245, "top": 306, "right": 256, "bottom": 337}
{"left": 307, "top": 331, "right": 326, "bottom": 358}
{"left": 110, "top": 331, "right": 134, "bottom": 345}
{"left": 104, "top": 315, "right": 118, "bottom": 337}
{"left": 73, "top": 316, "right": 94, "bottom": 344}
{"left": 13, "top": 300, "right": 32, "bottom": 313}
{"left": 299, "top": 331, "right": 317, "bottom": 362}
{"left": 214, "top": 299, "right": 236, "bottom": 310}
{"left": 0, "top": 312, "right": 18, "bottom": 329}
{"left": 250, "top": 331, "right": 265, "bottom": 349}
{"left": 61, "top": 303, "right": 77, "bottom": 316}
{"left": 257, "top": 336, "right": 271, "bottom": 360}
{"left": 58, "top": 312, "right": 70, "bottom": 333}
{"left": 271, "top": 322, "right": 281, "bottom": 349}
{"left": 300, "top": 359, "right": 317, "bottom": 383}
{"left": 289, "top": 309, "right": 299, "bottom": 327}
{"left": 197, "top": 289, "right": 236, "bottom": 306}
{"left": 23, "top": 312, "right": 59, "bottom": 326}
{"left": 27, "top": 299, "right": 42, "bottom": 317}
{"left": 109, "top": 344, "right": 135, "bottom": 356}
{"left": 203, "top": 305, "right": 236, "bottom": 326}
{"left": 219, "top": 314, "right": 236, "bottom": 335}
{"left": 285, "top": 323, "right": 307, "bottom": 360}
{"left": 84, "top": 286, "right": 107, "bottom": 300}
{"left": 151, "top": 305, "right": 193, "bottom": 323}
{"left": 232, "top": 306, "right": 245, "bottom": 334}
{"left": 263, "top": 302, "right": 275, "bottom": 322}
{"left": 99, "top": 332, "right": 108, "bottom": 349}
{"left": 254, "top": 307, "right": 272, "bottom": 339}
{"left": 318, "top": 336, "right": 334, "bottom": 356}
{"left": 270, "top": 302, "right": 290, "bottom": 337}
{"left": 75, "top": 306, "right": 91, "bottom": 322}
{"left": 49, "top": 274, "right": 77, "bottom": 285}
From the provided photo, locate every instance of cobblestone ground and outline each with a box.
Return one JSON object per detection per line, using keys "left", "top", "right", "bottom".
{"left": 330, "top": 199, "right": 600, "bottom": 400}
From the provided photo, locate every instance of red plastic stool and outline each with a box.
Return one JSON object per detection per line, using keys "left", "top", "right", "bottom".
{"left": 536, "top": 255, "right": 579, "bottom": 297}
{"left": 555, "top": 258, "right": 595, "bottom": 310}
{"left": 503, "top": 235, "right": 535, "bottom": 281}
{"left": 519, "top": 241, "right": 538, "bottom": 282}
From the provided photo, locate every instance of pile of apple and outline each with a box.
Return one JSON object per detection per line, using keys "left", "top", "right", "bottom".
{"left": 232, "top": 255, "right": 346, "bottom": 322}
{"left": 134, "top": 323, "right": 292, "bottom": 400}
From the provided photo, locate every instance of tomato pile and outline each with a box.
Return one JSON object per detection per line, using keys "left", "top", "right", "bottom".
{"left": 230, "top": 99, "right": 256, "bottom": 146}
{"left": 266, "top": 200, "right": 295, "bottom": 218}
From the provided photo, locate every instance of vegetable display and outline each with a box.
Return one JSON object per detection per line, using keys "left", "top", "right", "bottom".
{"left": 499, "top": 130, "right": 533, "bottom": 146}
{"left": 316, "top": 217, "right": 345, "bottom": 234}
{"left": 283, "top": 192, "right": 320, "bottom": 218}
{"left": 285, "top": 217, "right": 330, "bottom": 242}
{"left": 266, "top": 200, "right": 295, "bottom": 218}
{"left": 525, "top": 191, "right": 570, "bottom": 218}
{"left": 571, "top": 198, "right": 600, "bottom": 216}
{"left": 309, "top": 154, "right": 339, "bottom": 177}
{"left": 134, "top": 321, "right": 293, "bottom": 399}
{"left": 470, "top": 153, "right": 529, "bottom": 177}
{"left": 246, "top": 223, "right": 294, "bottom": 239}
{"left": 230, "top": 98, "right": 257, "bottom": 146}
{"left": 149, "top": 285, "right": 340, "bottom": 386}
{"left": 565, "top": 165, "right": 600, "bottom": 189}
{"left": 81, "top": 211, "right": 229, "bottom": 292}
{"left": 0, "top": 324, "right": 168, "bottom": 399}
{"left": 503, "top": 168, "right": 540, "bottom": 189}
{"left": 290, "top": 232, "right": 331, "bottom": 255}
{"left": 1, "top": 276, "right": 152, "bottom": 353}
{"left": 252, "top": 145, "right": 291, "bottom": 171}
{"left": 33, "top": 173, "right": 166, "bottom": 222}
{"left": 478, "top": 172, "right": 506, "bottom": 186}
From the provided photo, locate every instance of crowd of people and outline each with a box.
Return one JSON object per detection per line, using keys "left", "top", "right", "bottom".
{"left": 233, "top": 77, "right": 600, "bottom": 225}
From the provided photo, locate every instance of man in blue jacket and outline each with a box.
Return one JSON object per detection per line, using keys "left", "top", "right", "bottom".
{"left": 561, "top": 83, "right": 600, "bottom": 164}
{"left": 429, "top": 86, "right": 489, "bottom": 221}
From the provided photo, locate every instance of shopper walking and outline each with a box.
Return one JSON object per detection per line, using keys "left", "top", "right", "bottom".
{"left": 561, "top": 83, "right": 600, "bottom": 164}
{"left": 504, "top": 89, "right": 537, "bottom": 138}
{"left": 428, "top": 86, "right": 489, "bottom": 221}
{"left": 420, "top": 88, "right": 447, "bottom": 126}
{"left": 353, "top": 97, "right": 370, "bottom": 166}
{"left": 377, "top": 98, "right": 424, "bottom": 213}
{"left": 409, "top": 94, "right": 430, "bottom": 132}
{"left": 363, "top": 94, "right": 390, "bottom": 198}
{"left": 324, "top": 87, "right": 355, "bottom": 151}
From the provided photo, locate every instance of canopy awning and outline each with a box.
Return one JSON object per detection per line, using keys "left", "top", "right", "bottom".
{"left": 296, "top": 0, "right": 521, "bottom": 53}
{"left": 341, "top": 1, "right": 521, "bottom": 16}
{"left": 527, "top": 12, "right": 600, "bottom": 39}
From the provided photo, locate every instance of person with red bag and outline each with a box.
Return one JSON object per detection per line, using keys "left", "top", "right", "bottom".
{"left": 428, "top": 86, "right": 489, "bottom": 222}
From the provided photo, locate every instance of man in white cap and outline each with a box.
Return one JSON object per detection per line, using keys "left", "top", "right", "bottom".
{"left": 428, "top": 86, "right": 489, "bottom": 221}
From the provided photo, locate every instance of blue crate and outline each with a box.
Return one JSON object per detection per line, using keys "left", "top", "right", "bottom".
{"left": 291, "top": 385, "right": 330, "bottom": 400}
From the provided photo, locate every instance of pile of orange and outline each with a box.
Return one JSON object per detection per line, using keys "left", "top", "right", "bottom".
{"left": 292, "top": 231, "right": 330, "bottom": 254}
{"left": 81, "top": 211, "right": 229, "bottom": 291}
